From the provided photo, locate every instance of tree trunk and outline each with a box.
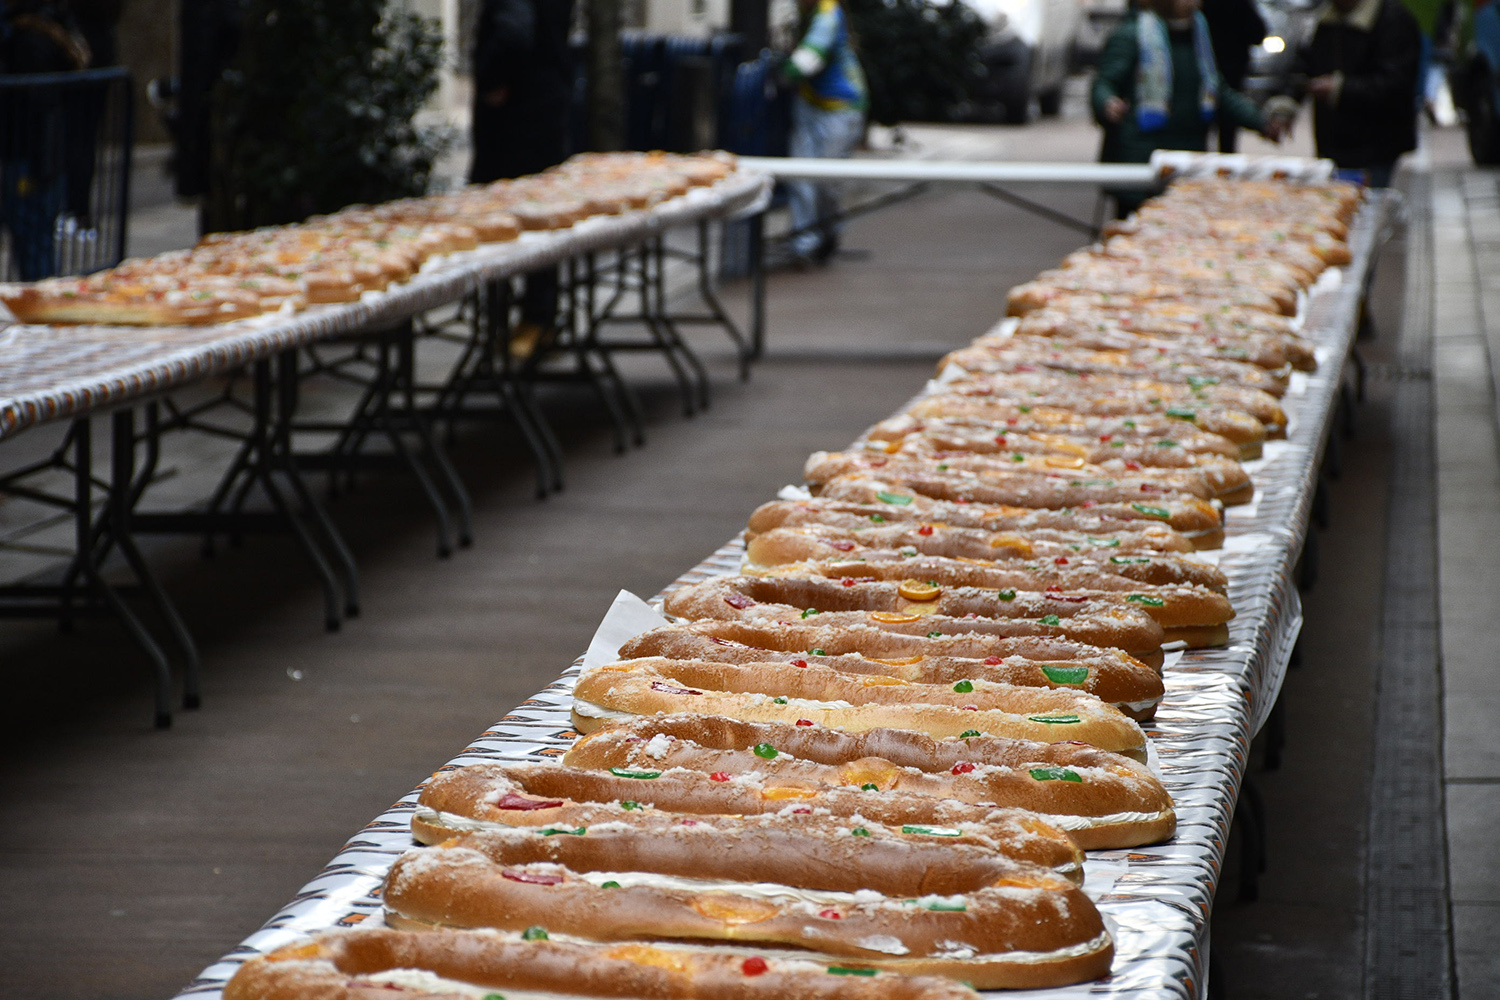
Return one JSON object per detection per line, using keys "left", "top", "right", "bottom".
{"left": 586, "top": 0, "right": 625, "bottom": 150}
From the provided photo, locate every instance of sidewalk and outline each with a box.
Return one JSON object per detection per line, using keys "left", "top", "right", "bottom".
{"left": 1429, "top": 138, "right": 1500, "bottom": 995}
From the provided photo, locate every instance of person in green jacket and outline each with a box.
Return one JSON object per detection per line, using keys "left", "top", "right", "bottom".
{"left": 1092, "top": 0, "right": 1286, "bottom": 214}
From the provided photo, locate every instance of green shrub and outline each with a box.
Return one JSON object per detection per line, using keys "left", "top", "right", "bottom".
{"left": 207, "top": 0, "right": 448, "bottom": 231}
{"left": 845, "top": 0, "right": 987, "bottom": 125}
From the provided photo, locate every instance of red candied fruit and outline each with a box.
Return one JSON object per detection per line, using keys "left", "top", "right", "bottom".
{"left": 724, "top": 593, "right": 756, "bottom": 609}
{"left": 819, "top": 909, "right": 844, "bottom": 920}
{"left": 951, "top": 762, "right": 976, "bottom": 775}
{"left": 742, "top": 957, "right": 768, "bottom": 977}
{"left": 918, "top": 524, "right": 934, "bottom": 536}
{"left": 983, "top": 656, "right": 1003, "bottom": 665}
{"left": 710, "top": 772, "right": 731, "bottom": 782}
{"left": 1054, "top": 556, "right": 1068, "bottom": 565}
{"left": 1124, "top": 460, "right": 1142, "bottom": 471}
{"left": 791, "top": 659, "right": 808, "bottom": 668}
{"left": 961, "top": 705, "right": 979, "bottom": 711}
{"left": 841, "top": 578, "right": 857, "bottom": 588}
{"left": 796, "top": 719, "right": 814, "bottom": 726}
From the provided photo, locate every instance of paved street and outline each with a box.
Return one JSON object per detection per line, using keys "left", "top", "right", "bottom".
{"left": 0, "top": 88, "right": 1494, "bottom": 999}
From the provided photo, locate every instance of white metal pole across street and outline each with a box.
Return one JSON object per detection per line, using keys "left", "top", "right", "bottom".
{"left": 735, "top": 156, "right": 1163, "bottom": 189}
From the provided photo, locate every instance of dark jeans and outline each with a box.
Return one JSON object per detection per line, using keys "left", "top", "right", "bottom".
{"left": 2, "top": 160, "right": 65, "bottom": 280}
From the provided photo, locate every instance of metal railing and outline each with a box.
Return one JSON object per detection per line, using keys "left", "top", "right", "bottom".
{"left": 0, "top": 66, "right": 132, "bottom": 282}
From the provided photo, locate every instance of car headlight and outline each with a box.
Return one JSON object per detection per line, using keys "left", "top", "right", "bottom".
{"left": 1260, "top": 35, "right": 1286, "bottom": 54}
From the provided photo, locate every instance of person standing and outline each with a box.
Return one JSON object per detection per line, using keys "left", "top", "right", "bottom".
{"left": 780, "top": 0, "right": 867, "bottom": 265}
{"left": 0, "top": 0, "right": 91, "bottom": 280}
{"left": 470, "top": 0, "right": 575, "bottom": 344}
{"left": 1267, "top": 0, "right": 1421, "bottom": 187}
{"left": 1093, "top": 0, "right": 1282, "bottom": 216}
{"left": 1200, "top": 0, "right": 1266, "bottom": 151}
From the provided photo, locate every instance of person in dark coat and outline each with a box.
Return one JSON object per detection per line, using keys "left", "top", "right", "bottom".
{"left": 470, "top": 0, "right": 575, "bottom": 337}
{"left": 1266, "top": 0, "right": 1421, "bottom": 186}
{"left": 1093, "top": 0, "right": 1282, "bottom": 215}
{"left": 1200, "top": 0, "right": 1266, "bottom": 151}
{"left": 0, "top": 0, "right": 91, "bottom": 279}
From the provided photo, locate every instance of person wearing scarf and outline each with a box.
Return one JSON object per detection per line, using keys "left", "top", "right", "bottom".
{"left": 1092, "top": 0, "right": 1283, "bottom": 215}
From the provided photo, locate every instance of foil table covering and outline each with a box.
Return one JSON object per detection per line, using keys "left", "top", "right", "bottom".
{"left": 0, "top": 169, "right": 770, "bottom": 444}
{"left": 176, "top": 190, "right": 1393, "bottom": 1000}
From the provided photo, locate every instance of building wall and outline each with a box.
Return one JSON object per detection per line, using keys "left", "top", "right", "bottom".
{"left": 116, "top": 0, "right": 178, "bottom": 144}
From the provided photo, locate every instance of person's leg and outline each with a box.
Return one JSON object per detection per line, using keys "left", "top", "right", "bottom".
{"left": 520, "top": 266, "right": 559, "bottom": 329}
{"left": 1218, "top": 123, "right": 1239, "bottom": 153}
{"left": 2, "top": 161, "right": 63, "bottom": 280}
{"left": 1366, "top": 163, "right": 1396, "bottom": 188}
{"left": 786, "top": 99, "right": 823, "bottom": 258}
{"left": 815, "top": 109, "right": 863, "bottom": 252}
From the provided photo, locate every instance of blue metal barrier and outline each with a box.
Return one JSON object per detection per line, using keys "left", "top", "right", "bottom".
{"left": 0, "top": 66, "right": 133, "bottom": 281}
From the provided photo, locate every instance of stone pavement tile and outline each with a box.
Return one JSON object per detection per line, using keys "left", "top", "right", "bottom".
{"left": 1453, "top": 902, "right": 1500, "bottom": 999}
{"left": 1447, "top": 783, "right": 1500, "bottom": 904}
{"left": 1445, "top": 689, "right": 1500, "bottom": 778}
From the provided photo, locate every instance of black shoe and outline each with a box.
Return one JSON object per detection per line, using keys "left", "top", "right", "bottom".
{"left": 812, "top": 233, "right": 840, "bottom": 263}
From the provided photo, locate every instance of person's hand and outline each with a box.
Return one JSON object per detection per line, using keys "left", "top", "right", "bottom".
{"left": 1262, "top": 114, "right": 1289, "bottom": 142}
{"left": 1103, "top": 96, "right": 1128, "bottom": 124}
{"left": 1307, "top": 75, "right": 1339, "bottom": 103}
{"left": 482, "top": 85, "right": 510, "bottom": 108}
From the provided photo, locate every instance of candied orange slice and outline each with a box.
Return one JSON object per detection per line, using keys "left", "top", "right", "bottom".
{"left": 691, "top": 894, "right": 780, "bottom": 925}
{"left": 898, "top": 580, "right": 942, "bottom": 602}
{"left": 761, "top": 786, "right": 819, "bottom": 801}
{"left": 869, "top": 611, "right": 922, "bottom": 624}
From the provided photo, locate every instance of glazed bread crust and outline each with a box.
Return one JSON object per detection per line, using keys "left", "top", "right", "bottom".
{"left": 749, "top": 556, "right": 1233, "bottom": 637}
{"left": 413, "top": 761, "right": 1086, "bottom": 876}
{"left": 227, "top": 928, "right": 985, "bottom": 1000}
{"left": 814, "top": 477, "right": 1226, "bottom": 546}
{"left": 618, "top": 622, "right": 1164, "bottom": 718}
{"left": 572, "top": 657, "right": 1146, "bottom": 752}
{"left": 744, "top": 497, "right": 1200, "bottom": 551}
{"left": 382, "top": 826, "right": 1114, "bottom": 989}
{"left": 561, "top": 718, "right": 1176, "bottom": 848}
{"left": 662, "top": 575, "right": 1166, "bottom": 661}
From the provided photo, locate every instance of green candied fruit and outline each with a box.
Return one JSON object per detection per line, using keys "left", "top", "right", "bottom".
{"left": 1131, "top": 503, "right": 1171, "bottom": 519}
{"left": 600, "top": 881, "right": 620, "bottom": 888}
{"left": 1125, "top": 594, "right": 1166, "bottom": 607}
{"left": 952, "top": 680, "right": 974, "bottom": 693}
{"left": 753, "top": 743, "right": 779, "bottom": 760}
{"left": 827, "top": 966, "right": 878, "bottom": 977}
{"left": 851, "top": 827, "right": 871, "bottom": 837}
{"left": 959, "top": 729, "right": 983, "bottom": 738}
{"left": 1041, "top": 665, "right": 1089, "bottom": 684}
{"left": 538, "top": 826, "right": 586, "bottom": 836}
{"left": 620, "top": 800, "right": 641, "bottom": 810}
{"left": 1029, "top": 766, "right": 1083, "bottom": 782}
{"left": 1027, "top": 713, "right": 1082, "bottom": 725}
{"left": 608, "top": 767, "right": 661, "bottom": 779}
{"left": 1039, "top": 614, "right": 1061, "bottom": 626}
{"left": 998, "top": 588, "right": 1017, "bottom": 601}
{"left": 875, "top": 491, "right": 913, "bottom": 505}
{"left": 800, "top": 608, "right": 820, "bottom": 619}
{"left": 860, "top": 782, "right": 880, "bottom": 791}
{"left": 522, "top": 926, "right": 549, "bottom": 941}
